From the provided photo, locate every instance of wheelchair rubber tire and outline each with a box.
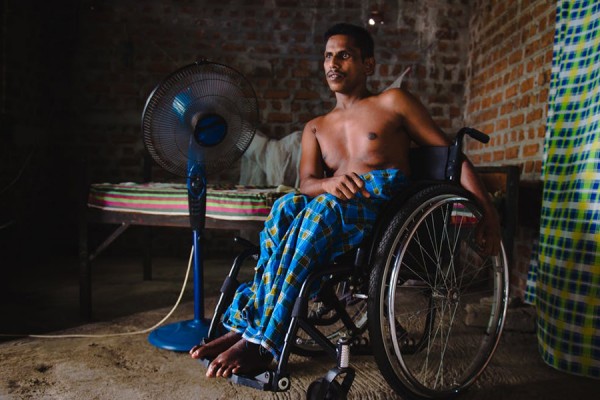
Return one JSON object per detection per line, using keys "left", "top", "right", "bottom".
{"left": 367, "top": 183, "right": 509, "bottom": 400}
{"left": 306, "top": 378, "right": 344, "bottom": 400}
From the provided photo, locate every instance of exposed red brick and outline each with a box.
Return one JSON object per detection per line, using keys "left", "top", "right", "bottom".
{"left": 505, "top": 83, "right": 519, "bottom": 99}
{"left": 523, "top": 143, "right": 540, "bottom": 157}
{"left": 263, "top": 90, "right": 289, "bottom": 99}
{"left": 294, "top": 90, "right": 320, "bottom": 100}
{"left": 267, "top": 112, "right": 292, "bottom": 123}
{"left": 506, "top": 146, "right": 519, "bottom": 159}
{"left": 510, "top": 113, "right": 525, "bottom": 127}
{"left": 520, "top": 76, "right": 535, "bottom": 92}
{"left": 496, "top": 118, "right": 509, "bottom": 130}
{"left": 527, "top": 108, "right": 544, "bottom": 123}
{"left": 524, "top": 160, "right": 535, "bottom": 173}
{"left": 493, "top": 150, "right": 505, "bottom": 161}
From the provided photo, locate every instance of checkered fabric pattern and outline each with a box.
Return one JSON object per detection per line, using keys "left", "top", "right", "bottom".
{"left": 524, "top": 239, "right": 539, "bottom": 305}
{"left": 532, "top": 0, "right": 600, "bottom": 379}
{"left": 222, "top": 169, "right": 406, "bottom": 360}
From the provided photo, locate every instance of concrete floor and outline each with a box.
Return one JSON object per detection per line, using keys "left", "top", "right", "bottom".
{"left": 0, "top": 254, "right": 598, "bottom": 399}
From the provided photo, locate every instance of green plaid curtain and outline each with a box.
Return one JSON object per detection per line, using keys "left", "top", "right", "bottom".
{"left": 532, "top": 0, "right": 600, "bottom": 379}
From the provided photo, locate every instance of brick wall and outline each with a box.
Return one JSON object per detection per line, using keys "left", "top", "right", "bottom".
{"left": 66, "top": 0, "right": 471, "bottom": 182}
{"left": 464, "top": 0, "right": 556, "bottom": 298}
{"left": 465, "top": 0, "right": 555, "bottom": 181}
{"left": 3, "top": 1, "right": 555, "bottom": 279}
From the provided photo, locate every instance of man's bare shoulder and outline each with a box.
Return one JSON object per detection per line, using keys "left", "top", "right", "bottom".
{"left": 304, "top": 109, "right": 342, "bottom": 133}
{"left": 376, "top": 87, "right": 414, "bottom": 105}
{"left": 371, "top": 88, "right": 430, "bottom": 119}
{"left": 304, "top": 114, "right": 325, "bottom": 134}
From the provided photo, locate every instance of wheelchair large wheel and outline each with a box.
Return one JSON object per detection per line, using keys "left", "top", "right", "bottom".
{"left": 368, "top": 184, "right": 509, "bottom": 400}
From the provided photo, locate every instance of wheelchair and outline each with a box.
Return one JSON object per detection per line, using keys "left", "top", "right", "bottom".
{"left": 201, "top": 127, "right": 509, "bottom": 400}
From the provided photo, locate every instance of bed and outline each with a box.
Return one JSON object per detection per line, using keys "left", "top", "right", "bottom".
{"left": 79, "top": 182, "right": 292, "bottom": 319}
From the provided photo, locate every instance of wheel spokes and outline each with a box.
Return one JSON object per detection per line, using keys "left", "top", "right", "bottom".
{"left": 391, "top": 198, "right": 504, "bottom": 394}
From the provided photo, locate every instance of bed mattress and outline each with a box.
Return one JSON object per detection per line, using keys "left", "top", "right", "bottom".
{"left": 88, "top": 182, "right": 286, "bottom": 221}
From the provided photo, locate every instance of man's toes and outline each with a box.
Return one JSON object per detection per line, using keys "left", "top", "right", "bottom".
{"left": 206, "top": 361, "right": 220, "bottom": 378}
{"left": 223, "top": 364, "right": 240, "bottom": 378}
{"left": 216, "top": 364, "right": 229, "bottom": 378}
{"left": 220, "top": 366, "right": 230, "bottom": 378}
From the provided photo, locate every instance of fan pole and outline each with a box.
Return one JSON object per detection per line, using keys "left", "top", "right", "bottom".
{"left": 193, "top": 229, "right": 205, "bottom": 322}
{"left": 148, "top": 173, "right": 211, "bottom": 351}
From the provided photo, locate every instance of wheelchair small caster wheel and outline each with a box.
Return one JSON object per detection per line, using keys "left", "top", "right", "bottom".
{"left": 306, "top": 378, "right": 344, "bottom": 400}
{"left": 277, "top": 376, "right": 290, "bottom": 391}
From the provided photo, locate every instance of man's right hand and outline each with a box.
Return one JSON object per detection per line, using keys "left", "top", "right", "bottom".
{"left": 323, "top": 173, "right": 370, "bottom": 200}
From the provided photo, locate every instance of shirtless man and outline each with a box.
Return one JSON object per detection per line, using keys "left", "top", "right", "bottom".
{"left": 190, "top": 22, "right": 501, "bottom": 378}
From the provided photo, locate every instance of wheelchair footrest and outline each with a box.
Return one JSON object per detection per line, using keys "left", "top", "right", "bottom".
{"left": 198, "top": 358, "right": 290, "bottom": 392}
{"left": 230, "top": 371, "right": 272, "bottom": 391}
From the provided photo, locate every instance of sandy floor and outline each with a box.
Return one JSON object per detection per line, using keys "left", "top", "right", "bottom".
{"left": 0, "top": 255, "right": 597, "bottom": 399}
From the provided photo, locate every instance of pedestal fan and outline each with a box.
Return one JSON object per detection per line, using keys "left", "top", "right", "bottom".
{"left": 142, "top": 61, "right": 258, "bottom": 351}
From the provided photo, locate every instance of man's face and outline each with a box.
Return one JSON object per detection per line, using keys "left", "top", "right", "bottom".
{"left": 323, "top": 34, "right": 374, "bottom": 94}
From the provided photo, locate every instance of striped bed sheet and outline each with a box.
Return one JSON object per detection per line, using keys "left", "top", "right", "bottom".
{"left": 88, "top": 182, "right": 289, "bottom": 221}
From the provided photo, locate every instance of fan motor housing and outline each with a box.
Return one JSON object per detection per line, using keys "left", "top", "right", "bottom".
{"left": 194, "top": 113, "right": 227, "bottom": 147}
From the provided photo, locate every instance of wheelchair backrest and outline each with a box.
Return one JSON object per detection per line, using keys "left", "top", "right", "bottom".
{"left": 408, "top": 127, "right": 489, "bottom": 182}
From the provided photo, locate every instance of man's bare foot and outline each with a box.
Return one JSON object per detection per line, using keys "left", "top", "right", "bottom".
{"left": 206, "top": 339, "right": 273, "bottom": 378}
{"left": 189, "top": 331, "right": 242, "bottom": 360}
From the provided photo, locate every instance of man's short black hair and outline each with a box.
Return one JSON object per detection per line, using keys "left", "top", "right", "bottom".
{"left": 324, "top": 23, "right": 375, "bottom": 59}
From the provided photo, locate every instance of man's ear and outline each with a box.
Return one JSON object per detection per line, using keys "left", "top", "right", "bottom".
{"left": 364, "top": 57, "right": 376, "bottom": 76}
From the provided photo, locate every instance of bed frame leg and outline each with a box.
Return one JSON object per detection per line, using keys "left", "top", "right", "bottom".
{"left": 79, "top": 215, "right": 92, "bottom": 320}
{"left": 143, "top": 226, "right": 153, "bottom": 280}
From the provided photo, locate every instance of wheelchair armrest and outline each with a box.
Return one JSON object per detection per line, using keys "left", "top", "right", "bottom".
{"left": 408, "top": 145, "right": 464, "bottom": 182}
{"left": 234, "top": 236, "right": 259, "bottom": 252}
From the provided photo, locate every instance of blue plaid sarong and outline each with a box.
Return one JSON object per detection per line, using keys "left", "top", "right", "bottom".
{"left": 221, "top": 169, "right": 406, "bottom": 360}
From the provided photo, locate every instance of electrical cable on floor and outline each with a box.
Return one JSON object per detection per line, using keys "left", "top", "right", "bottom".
{"left": 0, "top": 219, "right": 16, "bottom": 230}
{"left": 0, "top": 246, "right": 194, "bottom": 339}
{"left": 0, "top": 148, "right": 35, "bottom": 195}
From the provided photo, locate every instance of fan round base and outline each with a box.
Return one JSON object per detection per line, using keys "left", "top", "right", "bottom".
{"left": 148, "top": 319, "right": 211, "bottom": 352}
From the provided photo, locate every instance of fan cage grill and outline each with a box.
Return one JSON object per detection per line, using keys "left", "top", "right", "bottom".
{"left": 142, "top": 61, "right": 259, "bottom": 177}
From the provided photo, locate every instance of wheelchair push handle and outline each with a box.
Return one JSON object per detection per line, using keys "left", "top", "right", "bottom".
{"left": 454, "top": 127, "right": 490, "bottom": 146}
{"left": 447, "top": 127, "right": 490, "bottom": 181}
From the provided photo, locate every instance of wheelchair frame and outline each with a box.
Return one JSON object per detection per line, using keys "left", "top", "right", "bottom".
{"left": 200, "top": 128, "right": 510, "bottom": 400}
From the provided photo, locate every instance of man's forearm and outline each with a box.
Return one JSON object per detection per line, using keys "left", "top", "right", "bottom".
{"left": 459, "top": 158, "right": 496, "bottom": 215}
{"left": 459, "top": 157, "right": 502, "bottom": 255}
{"left": 299, "top": 176, "right": 326, "bottom": 197}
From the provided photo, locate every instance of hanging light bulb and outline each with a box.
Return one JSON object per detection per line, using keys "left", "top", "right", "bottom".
{"left": 368, "top": 10, "right": 384, "bottom": 26}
